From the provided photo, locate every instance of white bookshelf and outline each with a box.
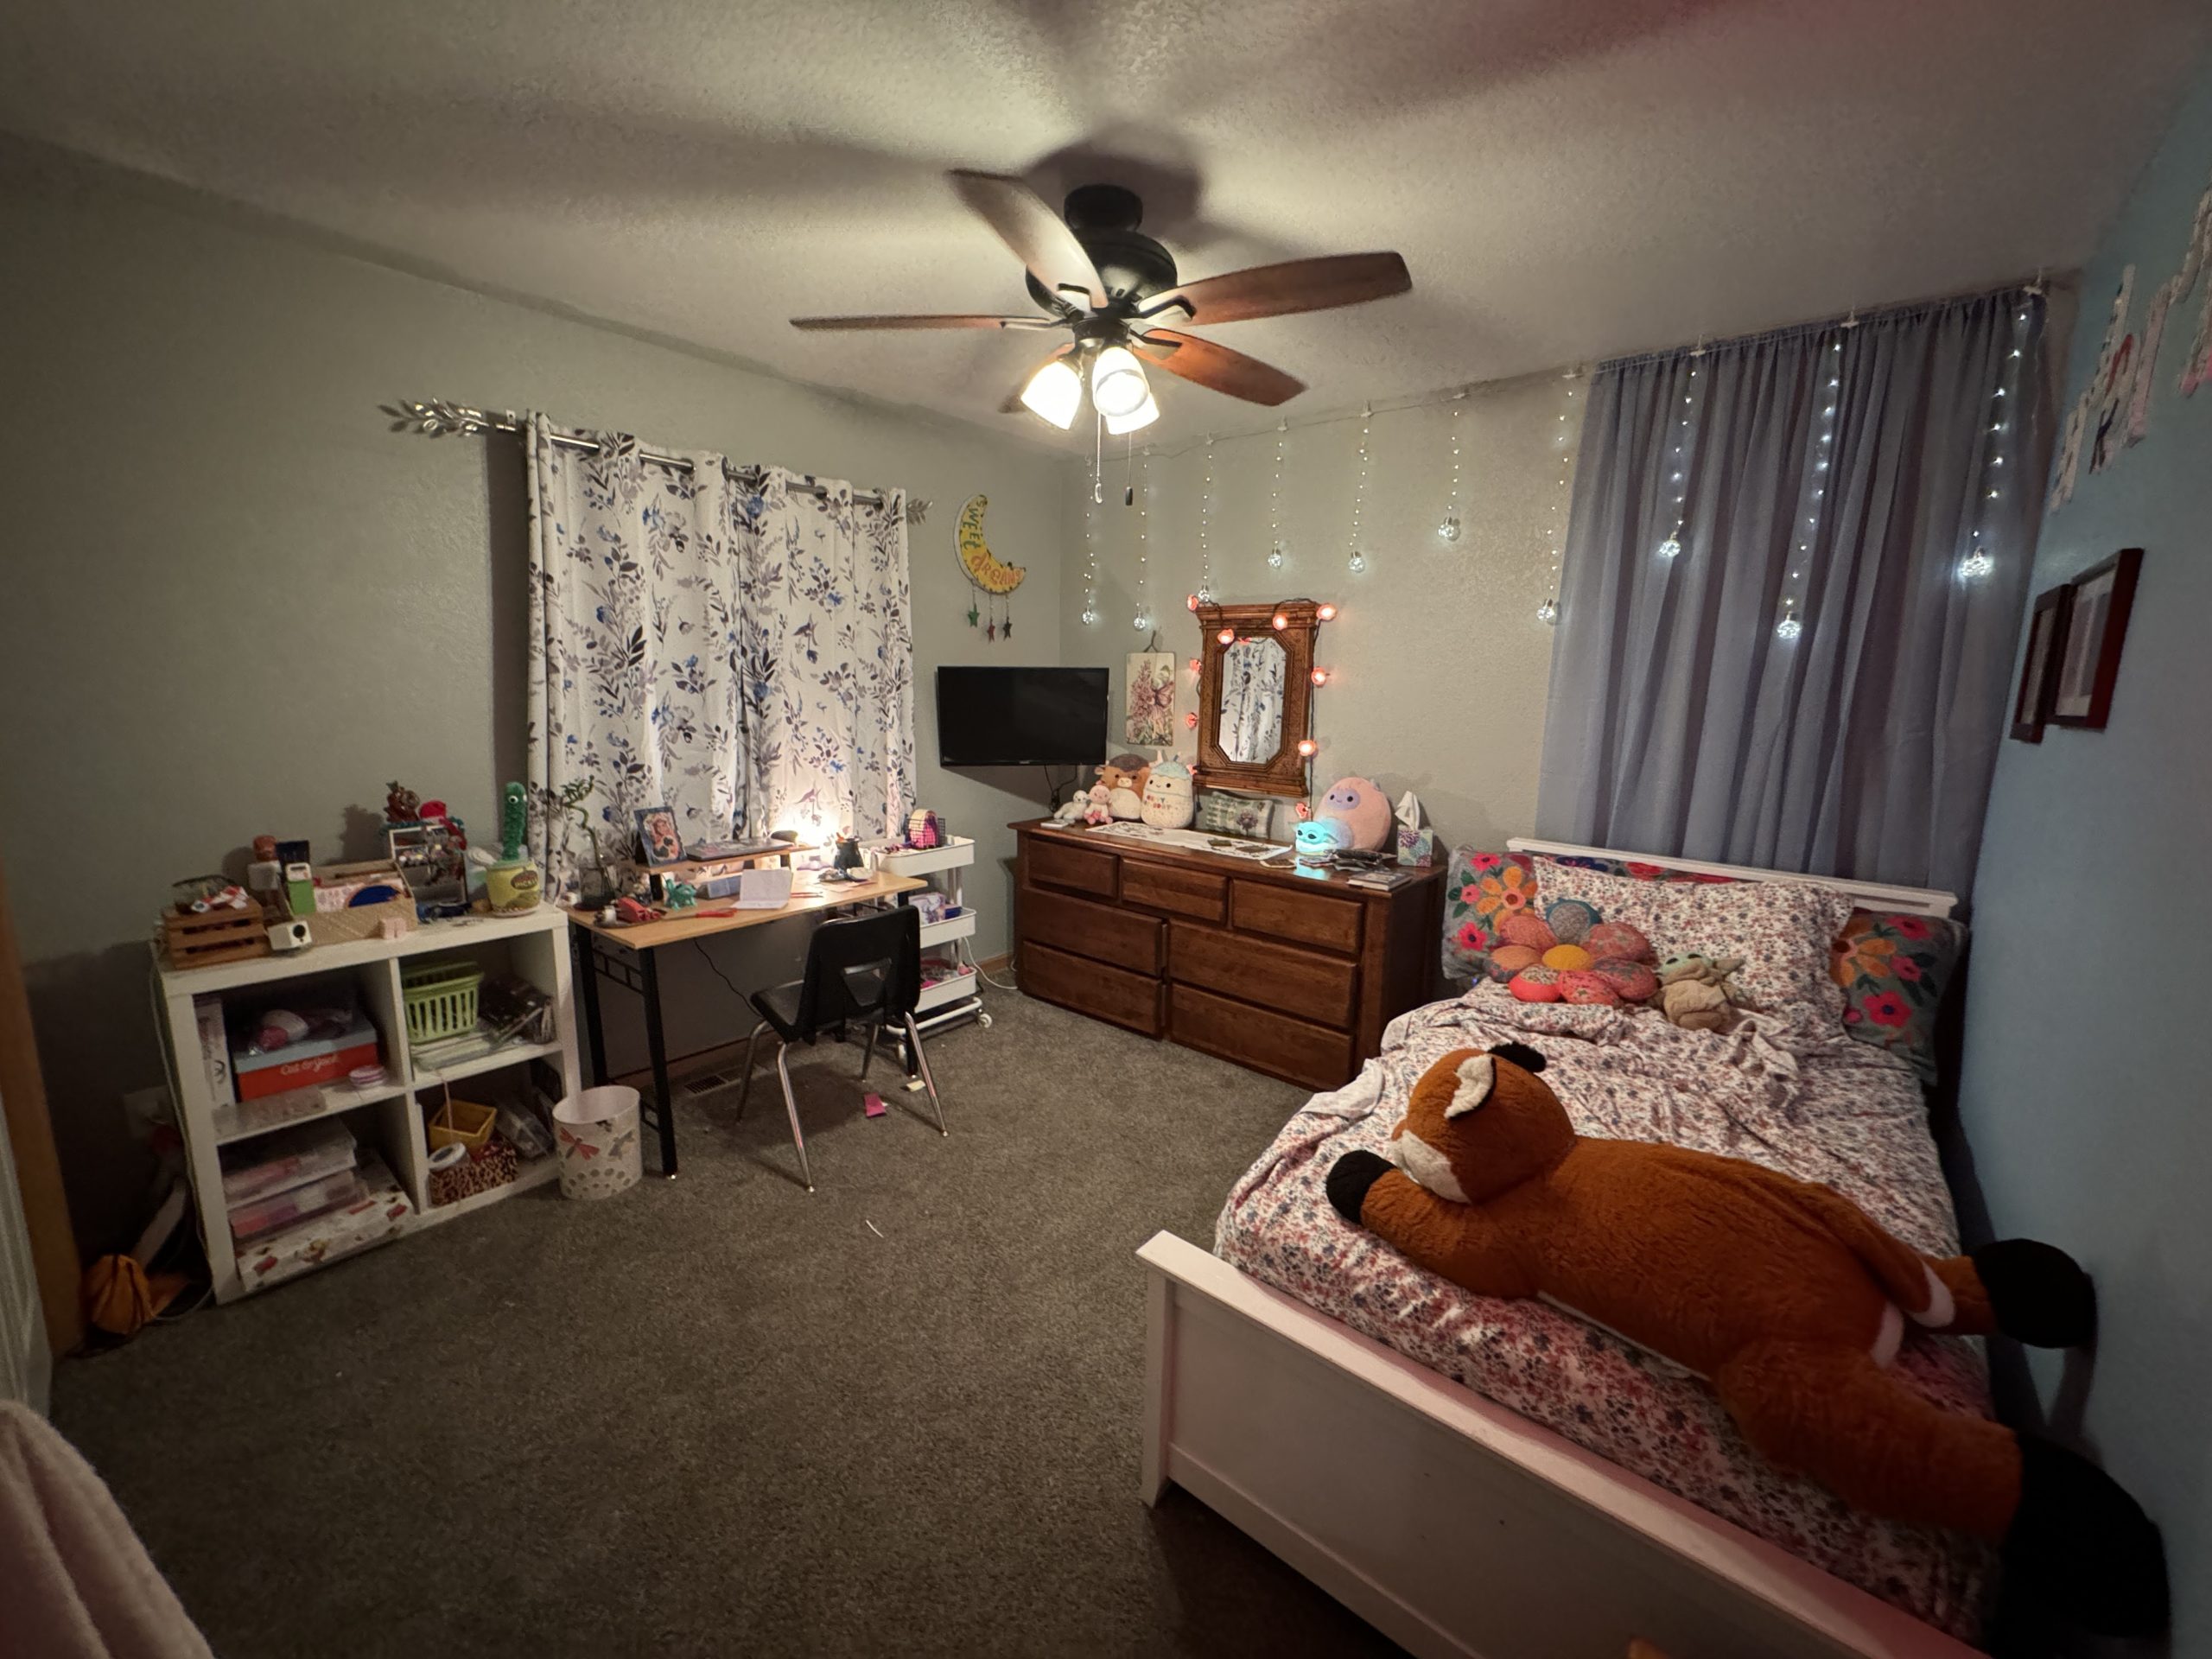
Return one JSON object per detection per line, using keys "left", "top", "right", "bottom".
{"left": 150, "top": 907, "right": 581, "bottom": 1303}
{"left": 871, "top": 836, "right": 988, "bottom": 1034}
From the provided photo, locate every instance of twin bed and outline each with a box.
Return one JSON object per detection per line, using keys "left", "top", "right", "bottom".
{"left": 1139, "top": 840, "right": 1988, "bottom": 1658}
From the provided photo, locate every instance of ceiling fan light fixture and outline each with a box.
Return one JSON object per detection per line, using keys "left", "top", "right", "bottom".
{"left": 1102, "top": 390, "right": 1159, "bottom": 435}
{"left": 1018, "top": 357, "right": 1082, "bottom": 429}
{"left": 1091, "top": 346, "right": 1152, "bottom": 418}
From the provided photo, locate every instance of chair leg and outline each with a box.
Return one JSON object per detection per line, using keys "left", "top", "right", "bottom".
{"left": 775, "top": 1041, "right": 814, "bottom": 1192}
{"left": 735, "top": 1020, "right": 768, "bottom": 1118}
{"left": 859, "top": 1020, "right": 880, "bottom": 1080}
{"left": 905, "top": 1013, "right": 947, "bottom": 1136}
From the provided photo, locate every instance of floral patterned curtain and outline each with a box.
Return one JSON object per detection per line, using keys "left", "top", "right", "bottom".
{"left": 524, "top": 426, "right": 913, "bottom": 889}
{"left": 725, "top": 466, "right": 915, "bottom": 844}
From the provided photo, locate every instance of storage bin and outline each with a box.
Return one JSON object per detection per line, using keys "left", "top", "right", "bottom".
{"left": 402, "top": 958, "right": 483, "bottom": 1044}
{"left": 426, "top": 1096, "right": 498, "bottom": 1156}
{"left": 552, "top": 1086, "right": 642, "bottom": 1200}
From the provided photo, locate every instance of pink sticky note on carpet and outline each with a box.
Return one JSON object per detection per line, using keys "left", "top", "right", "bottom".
{"left": 863, "top": 1093, "right": 886, "bottom": 1118}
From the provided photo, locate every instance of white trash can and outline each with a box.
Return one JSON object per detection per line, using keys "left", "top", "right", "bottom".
{"left": 552, "top": 1085, "right": 643, "bottom": 1200}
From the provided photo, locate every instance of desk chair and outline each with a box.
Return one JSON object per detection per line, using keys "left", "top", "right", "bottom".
{"left": 735, "top": 906, "right": 945, "bottom": 1190}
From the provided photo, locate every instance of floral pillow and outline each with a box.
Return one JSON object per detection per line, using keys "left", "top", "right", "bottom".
{"left": 1440, "top": 849, "right": 1539, "bottom": 982}
{"left": 1830, "top": 912, "right": 1967, "bottom": 1084}
{"left": 1531, "top": 857, "right": 1857, "bottom": 1018}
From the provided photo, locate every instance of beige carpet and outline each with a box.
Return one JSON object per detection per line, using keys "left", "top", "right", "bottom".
{"left": 52, "top": 986, "right": 1403, "bottom": 1657}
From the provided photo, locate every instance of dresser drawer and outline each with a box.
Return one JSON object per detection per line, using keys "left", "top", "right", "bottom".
{"left": 1230, "top": 879, "right": 1363, "bottom": 955}
{"left": 1020, "top": 886, "right": 1162, "bottom": 976}
{"left": 1021, "top": 942, "right": 1164, "bottom": 1038}
{"left": 1170, "top": 921, "right": 1356, "bottom": 1029}
{"left": 1170, "top": 984, "right": 1355, "bottom": 1090}
{"left": 1121, "top": 859, "right": 1227, "bottom": 924}
{"left": 1028, "top": 836, "right": 1119, "bottom": 899}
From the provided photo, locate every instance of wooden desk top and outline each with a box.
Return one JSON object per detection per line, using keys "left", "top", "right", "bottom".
{"left": 567, "top": 870, "right": 925, "bottom": 951}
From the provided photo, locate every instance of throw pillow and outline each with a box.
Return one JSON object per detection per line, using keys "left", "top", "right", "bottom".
{"left": 1531, "top": 857, "right": 1856, "bottom": 1017}
{"left": 1830, "top": 912, "right": 1968, "bottom": 1085}
{"left": 1441, "top": 849, "right": 1538, "bottom": 982}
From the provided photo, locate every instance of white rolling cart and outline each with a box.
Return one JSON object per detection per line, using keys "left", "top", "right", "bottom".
{"left": 150, "top": 907, "right": 582, "bottom": 1303}
{"left": 870, "top": 836, "right": 991, "bottom": 1042}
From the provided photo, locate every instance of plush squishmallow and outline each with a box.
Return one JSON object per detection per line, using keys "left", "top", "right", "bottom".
{"left": 1139, "top": 758, "right": 1196, "bottom": 829}
{"left": 1326, "top": 1044, "right": 2167, "bottom": 1637}
{"left": 1096, "top": 753, "right": 1153, "bottom": 820}
{"left": 1315, "top": 777, "right": 1393, "bottom": 852}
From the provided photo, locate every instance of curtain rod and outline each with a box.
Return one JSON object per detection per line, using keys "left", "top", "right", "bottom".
{"left": 381, "top": 398, "right": 899, "bottom": 510}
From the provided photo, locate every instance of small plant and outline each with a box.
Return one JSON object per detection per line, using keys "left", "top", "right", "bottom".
{"left": 543, "top": 779, "right": 613, "bottom": 903}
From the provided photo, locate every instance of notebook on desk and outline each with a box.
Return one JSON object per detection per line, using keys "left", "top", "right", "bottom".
{"left": 734, "top": 868, "right": 797, "bottom": 910}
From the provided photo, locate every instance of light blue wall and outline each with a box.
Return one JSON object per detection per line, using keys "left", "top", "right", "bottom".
{"left": 1958, "top": 60, "right": 2212, "bottom": 1649}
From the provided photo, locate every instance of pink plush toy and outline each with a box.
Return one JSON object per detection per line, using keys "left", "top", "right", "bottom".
{"left": 1316, "top": 777, "right": 1393, "bottom": 852}
{"left": 1080, "top": 783, "right": 1114, "bottom": 826}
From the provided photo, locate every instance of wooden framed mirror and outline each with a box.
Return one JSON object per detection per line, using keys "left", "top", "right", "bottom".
{"left": 1192, "top": 599, "right": 1321, "bottom": 796}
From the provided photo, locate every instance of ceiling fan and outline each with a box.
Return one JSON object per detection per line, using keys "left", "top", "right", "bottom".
{"left": 791, "top": 172, "right": 1412, "bottom": 433}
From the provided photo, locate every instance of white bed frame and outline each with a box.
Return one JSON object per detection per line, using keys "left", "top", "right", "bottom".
{"left": 1139, "top": 841, "right": 1971, "bottom": 1659}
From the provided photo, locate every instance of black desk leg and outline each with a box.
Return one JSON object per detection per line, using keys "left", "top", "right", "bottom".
{"left": 640, "top": 948, "right": 678, "bottom": 1178}
{"left": 574, "top": 928, "right": 607, "bottom": 1088}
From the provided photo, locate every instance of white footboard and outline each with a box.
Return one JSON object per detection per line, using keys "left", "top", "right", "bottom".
{"left": 1138, "top": 1231, "right": 1980, "bottom": 1659}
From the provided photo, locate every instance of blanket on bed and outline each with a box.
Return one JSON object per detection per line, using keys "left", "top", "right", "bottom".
{"left": 1215, "top": 986, "right": 1993, "bottom": 1638}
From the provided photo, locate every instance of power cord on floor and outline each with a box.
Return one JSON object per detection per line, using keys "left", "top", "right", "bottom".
{"left": 974, "top": 956, "right": 1019, "bottom": 993}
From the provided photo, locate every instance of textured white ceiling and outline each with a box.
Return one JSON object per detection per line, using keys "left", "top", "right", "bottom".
{"left": 3, "top": 1, "right": 2207, "bottom": 450}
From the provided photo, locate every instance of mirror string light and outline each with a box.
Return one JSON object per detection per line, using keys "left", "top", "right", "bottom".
{"left": 1959, "top": 294, "right": 2035, "bottom": 582}
{"left": 1538, "top": 372, "right": 1580, "bottom": 624}
{"left": 1132, "top": 447, "right": 1152, "bottom": 632}
{"left": 1268, "top": 421, "right": 1287, "bottom": 569}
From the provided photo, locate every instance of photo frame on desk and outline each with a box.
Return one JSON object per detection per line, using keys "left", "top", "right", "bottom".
{"left": 633, "top": 804, "right": 684, "bottom": 866}
{"left": 2049, "top": 547, "right": 2141, "bottom": 731}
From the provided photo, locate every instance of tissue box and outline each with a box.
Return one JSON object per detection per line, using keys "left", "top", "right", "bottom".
{"left": 1396, "top": 824, "right": 1436, "bottom": 868}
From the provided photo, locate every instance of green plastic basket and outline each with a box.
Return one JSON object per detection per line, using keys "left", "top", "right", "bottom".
{"left": 401, "top": 958, "right": 484, "bottom": 1045}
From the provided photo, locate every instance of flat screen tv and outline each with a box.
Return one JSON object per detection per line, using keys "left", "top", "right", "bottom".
{"left": 936, "top": 665, "right": 1108, "bottom": 766}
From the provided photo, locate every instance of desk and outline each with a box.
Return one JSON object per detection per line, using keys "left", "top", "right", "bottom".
{"left": 568, "top": 870, "right": 925, "bottom": 1175}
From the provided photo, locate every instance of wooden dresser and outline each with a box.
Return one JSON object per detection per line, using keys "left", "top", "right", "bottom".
{"left": 1011, "top": 820, "right": 1447, "bottom": 1090}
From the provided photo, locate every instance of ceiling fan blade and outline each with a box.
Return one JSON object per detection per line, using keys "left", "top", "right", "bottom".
{"left": 791, "top": 314, "right": 1058, "bottom": 331}
{"left": 949, "top": 171, "right": 1108, "bottom": 310}
{"left": 1139, "top": 252, "right": 1410, "bottom": 327}
{"left": 999, "top": 345, "right": 1076, "bottom": 414}
{"left": 1135, "top": 330, "right": 1306, "bottom": 406}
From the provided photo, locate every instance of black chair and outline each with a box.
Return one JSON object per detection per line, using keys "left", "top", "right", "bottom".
{"left": 735, "top": 905, "right": 945, "bottom": 1190}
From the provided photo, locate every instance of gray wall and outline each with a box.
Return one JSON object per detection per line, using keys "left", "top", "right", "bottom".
{"left": 1058, "top": 373, "right": 1574, "bottom": 847}
{"left": 1955, "top": 62, "right": 2212, "bottom": 1648}
{"left": 0, "top": 139, "right": 1070, "bottom": 1250}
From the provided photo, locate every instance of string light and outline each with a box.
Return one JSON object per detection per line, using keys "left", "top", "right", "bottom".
{"left": 1196, "top": 435, "right": 1217, "bottom": 604}
{"left": 1132, "top": 447, "right": 1152, "bottom": 632}
{"left": 1657, "top": 347, "right": 1706, "bottom": 561}
{"left": 1078, "top": 484, "right": 1099, "bottom": 627}
{"left": 1539, "top": 372, "right": 1580, "bottom": 623}
{"left": 1959, "top": 293, "right": 2035, "bottom": 582}
{"left": 1347, "top": 404, "right": 1373, "bottom": 573}
{"left": 1776, "top": 339, "right": 1842, "bottom": 640}
{"left": 1268, "top": 421, "right": 1287, "bottom": 569}
{"left": 1439, "top": 389, "right": 1466, "bottom": 542}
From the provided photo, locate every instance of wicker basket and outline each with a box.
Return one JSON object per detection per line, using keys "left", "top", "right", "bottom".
{"left": 402, "top": 958, "right": 483, "bottom": 1044}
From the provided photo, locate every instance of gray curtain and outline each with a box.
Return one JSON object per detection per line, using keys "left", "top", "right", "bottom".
{"left": 1535, "top": 289, "right": 2050, "bottom": 898}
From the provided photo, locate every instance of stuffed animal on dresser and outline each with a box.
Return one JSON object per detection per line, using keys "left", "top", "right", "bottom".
{"left": 1315, "top": 777, "right": 1393, "bottom": 852}
{"left": 1655, "top": 952, "right": 1743, "bottom": 1031}
{"left": 1325, "top": 1043, "right": 2166, "bottom": 1637}
{"left": 1139, "top": 757, "right": 1195, "bottom": 829}
{"left": 1096, "top": 753, "right": 1152, "bottom": 820}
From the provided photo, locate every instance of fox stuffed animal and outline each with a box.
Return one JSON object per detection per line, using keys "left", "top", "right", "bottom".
{"left": 1326, "top": 1042, "right": 2168, "bottom": 1637}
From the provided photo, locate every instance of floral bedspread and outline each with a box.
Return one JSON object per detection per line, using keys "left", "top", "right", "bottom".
{"left": 1214, "top": 987, "right": 1994, "bottom": 1639}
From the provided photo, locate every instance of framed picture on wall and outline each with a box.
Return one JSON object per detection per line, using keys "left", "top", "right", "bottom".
{"left": 1125, "top": 651, "right": 1177, "bottom": 747}
{"left": 2049, "top": 547, "right": 2143, "bottom": 730}
{"left": 2010, "top": 583, "right": 2073, "bottom": 743}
